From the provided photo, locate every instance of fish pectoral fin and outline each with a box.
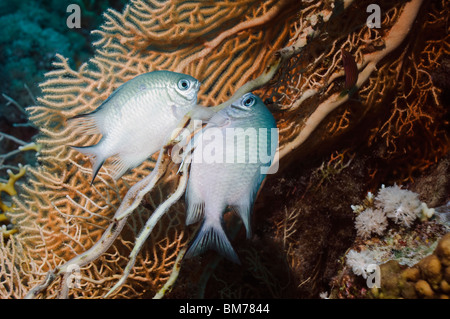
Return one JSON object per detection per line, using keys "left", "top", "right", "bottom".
{"left": 71, "top": 145, "right": 105, "bottom": 185}
{"left": 175, "top": 128, "right": 202, "bottom": 174}
{"left": 170, "top": 104, "right": 190, "bottom": 119}
{"left": 207, "top": 115, "right": 231, "bottom": 128}
{"left": 185, "top": 182, "right": 204, "bottom": 224}
{"left": 185, "top": 220, "right": 240, "bottom": 264}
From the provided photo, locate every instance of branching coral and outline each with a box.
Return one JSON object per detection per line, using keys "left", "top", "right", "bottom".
{"left": 0, "top": 235, "right": 36, "bottom": 298}
{"left": 0, "top": 135, "right": 31, "bottom": 238}
{"left": 8, "top": 0, "right": 300, "bottom": 299}
{"left": 0, "top": 164, "right": 26, "bottom": 213}
{"left": 362, "top": 2, "right": 450, "bottom": 182}
{"left": 2, "top": 0, "right": 448, "bottom": 299}
{"left": 272, "top": 0, "right": 437, "bottom": 165}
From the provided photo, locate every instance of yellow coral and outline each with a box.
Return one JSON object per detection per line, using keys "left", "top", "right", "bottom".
{"left": 0, "top": 214, "right": 17, "bottom": 238}
{"left": 0, "top": 164, "right": 26, "bottom": 213}
{"left": 18, "top": 142, "right": 42, "bottom": 153}
{"left": 0, "top": 165, "right": 26, "bottom": 238}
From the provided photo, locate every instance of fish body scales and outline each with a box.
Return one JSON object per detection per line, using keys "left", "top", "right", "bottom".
{"left": 71, "top": 71, "right": 200, "bottom": 182}
{"left": 185, "top": 93, "right": 277, "bottom": 263}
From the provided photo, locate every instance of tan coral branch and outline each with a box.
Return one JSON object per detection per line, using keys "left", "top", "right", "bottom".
{"left": 175, "top": 0, "right": 289, "bottom": 73}
{"left": 277, "top": 0, "right": 424, "bottom": 161}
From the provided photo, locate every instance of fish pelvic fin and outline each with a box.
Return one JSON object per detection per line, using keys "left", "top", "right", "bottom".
{"left": 234, "top": 204, "right": 252, "bottom": 239}
{"left": 186, "top": 202, "right": 204, "bottom": 225}
{"left": 185, "top": 218, "right": 240, "bottom": 264}
{"left": 185, "top": 182, "right": 205, "bottom": 225}
{"left": 71, "top": 145, "right": 105, "bottom": 185}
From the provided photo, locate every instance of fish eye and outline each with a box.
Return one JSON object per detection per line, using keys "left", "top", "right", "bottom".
{"left": 242, "top": 96, "right": 255, "bottom": 107}
{"left": 178, "top": 79, "right": 190, "bottom": 91}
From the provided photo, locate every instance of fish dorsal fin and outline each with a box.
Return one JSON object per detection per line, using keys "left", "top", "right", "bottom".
{"left": 67, "top": 85, "right": 124, "bottom": 136}
{"left": 67, "top": 113, "right": 102, "bottom": 136}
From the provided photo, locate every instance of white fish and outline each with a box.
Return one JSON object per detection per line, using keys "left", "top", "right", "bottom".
{"left": 184, "top": 93, "right": 278, "bottom": 263}
{"left": 70, "top": 71, "right": 200, "bottom": 183}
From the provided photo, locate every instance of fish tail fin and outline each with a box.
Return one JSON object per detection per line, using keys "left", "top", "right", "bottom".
{"left": 71, "top": 145, "right": 105, "bottom": 185}
{"left": 185, "top": 218, "right": 240, "bottom": 264}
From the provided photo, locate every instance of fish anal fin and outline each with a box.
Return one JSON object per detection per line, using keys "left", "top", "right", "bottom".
{"left": 91, "top": 160, "right": 105, "bottom": 186}
{"left": 71, "top": 145, "right": 105, "bottom": 185}
{"left": 108, "top": 155, "right": 129, "bottom": 181}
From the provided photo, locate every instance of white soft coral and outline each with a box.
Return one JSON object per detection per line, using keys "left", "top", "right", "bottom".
{"left": 354, "top": 208, "right": 388, "bottom": 239}
{"left": 345, "top": 249, "right": 376, "bottom": 279}
{"left": 374, "top": 184, "right": 422, "bottom": 227}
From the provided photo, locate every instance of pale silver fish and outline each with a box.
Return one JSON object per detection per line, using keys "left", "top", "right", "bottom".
{"left": 184, "top": 93, "right": 278, "bottom": 263}
{"left": 70, "top": 71, "right": 200, "bottom": 183}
